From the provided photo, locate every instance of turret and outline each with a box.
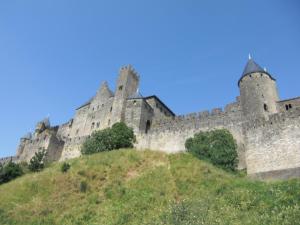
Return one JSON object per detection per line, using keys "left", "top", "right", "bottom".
{"left": 110, "top": 65, "right": 139, "bottom": 124}
{"left": 239, "top": 56, "right": 279, "bottom": 118}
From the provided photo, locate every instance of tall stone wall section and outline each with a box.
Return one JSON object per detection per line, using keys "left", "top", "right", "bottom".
{"left": 136, "top": 100, "right": 248, "bottom": 169}
{"left": 244, "top": 108, "right": 300, "bottom": 179}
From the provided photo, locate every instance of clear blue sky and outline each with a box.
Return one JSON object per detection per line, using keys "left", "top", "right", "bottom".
{"left": 0, "top": 0, "right": 299, "bottom": 157}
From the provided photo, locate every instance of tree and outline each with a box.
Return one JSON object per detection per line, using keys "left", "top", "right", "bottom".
{"left": 81, "top": 122, "right": 135, "bottom": 155}
{"left": 185, "top": 129, "right": 238, "bottom": 171}
{"left": 28, "top": 149, "right": 47, "bottom": 172}
{"left": 0, "top": 161, "right": 23, "bottom": 184}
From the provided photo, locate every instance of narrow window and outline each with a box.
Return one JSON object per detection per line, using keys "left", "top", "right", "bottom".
{"left": 264, "top": 104, "right": 268, "bottom": 112}
{"left": 91, "top": 122, "right": 95, "bottom": 129}
{"left": 145, "top": 120, "right": 151, "bottom": 134}
{"left": 118, "top": 85, "right": 123, "bottom": 90}
{"left": 289, "top": 104, "right": 292, "bottom": 109}
{"left": 110, "top": 107, "right": 113, "bottom": 112}
{"left": 96, "top": 122, "right": 100, "bottom": 128}
{"left": 285, "top": 105, "right": 289, "bottom": 111}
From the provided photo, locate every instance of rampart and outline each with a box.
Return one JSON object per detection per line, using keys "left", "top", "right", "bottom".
{"left": 244, "top": 107, "right": 300, "bottom": 179}
{"left": 135, "top": 100, "right": 248, "bottom": 169}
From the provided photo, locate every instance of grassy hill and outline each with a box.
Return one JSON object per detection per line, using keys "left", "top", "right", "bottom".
{"left": 0, "top": 149, "right": 300, "bottom": 225}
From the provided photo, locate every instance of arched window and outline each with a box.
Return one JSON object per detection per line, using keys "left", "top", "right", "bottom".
{"left": 145, "top": 120, "right": 151, "bottom": 134}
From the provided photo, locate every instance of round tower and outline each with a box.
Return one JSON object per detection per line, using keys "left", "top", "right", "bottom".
{"left": 238, "top": 56, "right": 279, "bottom": 118}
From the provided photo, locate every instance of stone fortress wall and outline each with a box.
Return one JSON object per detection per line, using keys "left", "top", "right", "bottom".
{"left": 244, "top": 107, "right": 300, "bottom": 179}
{"left": 3, "top": 58, "right": 300, "bottom": 180}
{"left": 135, "top": 98, "right": 248, "bottom": 169}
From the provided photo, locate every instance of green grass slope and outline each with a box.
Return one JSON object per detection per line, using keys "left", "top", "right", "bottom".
{"left": 0, "top": 149, "right": 300, "bottom": 225}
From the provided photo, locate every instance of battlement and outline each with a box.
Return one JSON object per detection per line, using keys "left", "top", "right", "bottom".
{"left": 150, "top": 101, "right": 243, "bottom": 133}
{"left": 119, "top": 65, "right": 140, "bottom": 79}
{"left": 244, "top": 107, "right": 300, "bottom": 131}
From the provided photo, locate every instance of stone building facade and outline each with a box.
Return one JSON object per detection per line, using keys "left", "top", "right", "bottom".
{"left": 4, "top": 58, "right": 300, "bottom": 180}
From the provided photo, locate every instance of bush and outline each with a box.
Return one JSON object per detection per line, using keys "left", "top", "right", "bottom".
{"left": 80, "top": 181, "right": 88, "bottom": 193}
{"left": 28, "top": 149, "right": 47, "bottom": 172}
{"left": 185, "top": 129, "right": 238, "bottom": 171}
{"left": 81, "top": 122, "right": 135, "bottom": 155}
{"left": 0, "top": 161, "right": 23, "bottom": 184}
{"left": 61, "top": 162, "right": 71, "bottom": 173}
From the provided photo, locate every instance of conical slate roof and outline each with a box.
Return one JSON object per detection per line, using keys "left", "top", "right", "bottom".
{"left": 238, "top": 58, "right": 275, "bottom": 86}
{"left": 242, "top": 59, "right": 265, "bottom": 77}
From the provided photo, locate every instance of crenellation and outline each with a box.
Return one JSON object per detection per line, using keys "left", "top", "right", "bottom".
{"left": 13, "top": 58, "right": 300, "bottom": 180}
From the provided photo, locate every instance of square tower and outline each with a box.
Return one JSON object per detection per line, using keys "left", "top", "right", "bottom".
{"left": 110, "top": 65, "right": 139, "bottom": 125}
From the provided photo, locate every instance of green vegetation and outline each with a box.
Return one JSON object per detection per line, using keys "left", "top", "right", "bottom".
{"left": 0, "top": 161, "right": 23, "bottom": 185}
{"left": 0, "top": 149, "right": 299, "bottom": 225}
{"left": 61, "top": 162, "right": 71, "bottom": 173}
{"left": 185, "top": 129, "right": 238, "bottom": 171}
{"left": 28, "top": 149, "right": 47, "bottom": 172}
{"left": 81, "top": 122, "right": 135, "bottom": 155}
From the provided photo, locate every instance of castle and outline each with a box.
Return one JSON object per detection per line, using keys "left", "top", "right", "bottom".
{"left": 4, "top": 57, "right": 300, "bottom": 180}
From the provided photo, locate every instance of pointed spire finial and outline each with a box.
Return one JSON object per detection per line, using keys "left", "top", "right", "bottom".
{"left": 264, "top": 67, "right": 267, "bottom": 72}
{"left": 248, "top": 53, "right": 252, "bottom": 60}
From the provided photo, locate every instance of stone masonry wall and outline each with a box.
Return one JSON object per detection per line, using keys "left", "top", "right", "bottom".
{"left": 135, "top": 100, "right": 248, "bottom": 169}
{"left": 245, "top": 108, "right": 300, "bottom": 178}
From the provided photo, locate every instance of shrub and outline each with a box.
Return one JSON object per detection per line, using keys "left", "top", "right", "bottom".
{"left": 61, "top": 162, "right": 71, "bottom": 173}
{"left": 28, "top": 149, "right": 47, "bottom": 172}
{"left": 80, "top": 181, "right": 88, "bottom": 193}
{"left": 81, "top": 122, "right": 135, "bottom": 155}
{"left": 0, "top": 161, "right": 23, "bottom": 184}
{"left": 185, "top": 129, "right": 238, "bottom": 171}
